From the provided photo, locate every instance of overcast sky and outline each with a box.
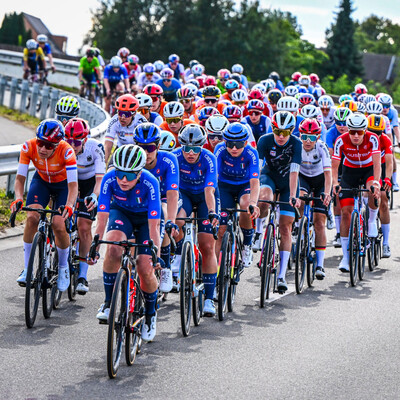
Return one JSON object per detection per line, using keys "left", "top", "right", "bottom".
{"left": 1, "top": 0, "right": 399, "bottom": 55}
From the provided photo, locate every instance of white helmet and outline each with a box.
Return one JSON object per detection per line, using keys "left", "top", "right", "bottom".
{"left": 272, "top": 111, "right": 296, "bottom": 130}
{"left": 252, "top": 83, "right": 266, "bottom": 93}
{"left": 300, "top": 104, "right": 319, "bottom": 119}
{"left": 318, "top": 95, "right": 334, "bottom": 109}
{"left": 154, "top": 60, "right": 165, "bottom": 71}
{"left": 299, "top": 75, "right": 311, "bottom": 86}
{"left": 111, "top": 56, "right": 122, "bottom": 68}
{"left": 285, "top": 86, "right": 298, "bottom": 97}
{"left": 37, "top": 34, "right": 47, "bottom": 43}
{"left": 363, "top": 94, "right": 377, "bottom": 104}
{"left": 277, "top": 97, "right": 299, "bottom": 113}
{"left": 136, "top": 93, "right": 153, "bottom": 109}
{"left": 262, "top": 79, "right": 276, "bottom": 91}
{"left": 163, "top": 101, "right": 184, "bottom": 118}
{"left": 159, "top": 130, "right": 177, "bottom": 151}
{"left": 231, "top": 89, "right": 248, "bottom": 103}
{"left": 377, "top": 94, "right": 393, "bottom": 106}
{"left": 205, "top": 114, "right": 229, "bottom": 135}
{"left": 232, "top": 64, "right": 244, "bottom": 74}
{"left": 346, "top": 112, "right": 368, "bottom": 130}
{"left": 113, "top": 145, "right": 146, "bottom": 172}
{"left": 356, "top": 101, "right": 366, "bottom": 113}
{"left": 366, "top": 101, "right": 383, "bottom": 115}
{"left": 192, "top": 64, "right": 205, "bottom": 76}
{"left": 184, "top": 83, "right": 198, "bottom": 94}
{"left": 26, "top": 39, "right": 37, "bottom": 50}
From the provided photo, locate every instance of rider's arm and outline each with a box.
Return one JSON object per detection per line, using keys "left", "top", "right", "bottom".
{"left": 372, "top": 152, "right": 381, "bottom": 186}
{"left": 94, "top": 211, "right": 109, "bottom": 240}
{"left": 204, "top": 186, "right": 216, "bottom": 212}
{"left": 104, "top": 120, "right": 117, "bottom": 164}
{"left": 331, "top": 158, "right": 340, "bottom": 188}
{"left": 385, "top": 154, "right": 393, "bottom": 180}
{"left": 66, "top": 181, "right": 78, "bottom": 209}
{"left": 104, "top": 141, "right": 113, "bottom": 165}
{"left": 149, "top": 219, "right": 161, "bottom": 257}
{"left": 289, "top": 169, "right": 299, "bottom": 199}
{"left": 249, "top": 178, "right": 260, "bottom": 205}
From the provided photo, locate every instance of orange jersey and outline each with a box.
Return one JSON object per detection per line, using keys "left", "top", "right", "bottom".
{"left": 221, "top": 92, "right": 232, "bottom": 102}
{"left": 159, "top": 119, "right": 195, "bottom": 145}
{"left": 183, "top": 104, "right": 197, "bottom": 119}
{"left": 156, "top": 101, "right": 168, "bottom": 119}
{"left": 19, "top": 138, "right": 77, "bottom": 183}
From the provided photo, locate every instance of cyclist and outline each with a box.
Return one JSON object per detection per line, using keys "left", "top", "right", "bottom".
{"left": 136, "top": 93, "right": 163, "bottom": 126}
{"left": 167, "top": 54, "right": 185, "bottom": 82}
{"left": 184, "top": 60, "right": 199, "bottom": 81}
{"left": 12, "top": 119, "right": 78, "bottom": 291}
{"left": 23, "top": 39, "right": 46, "bottom": 80}
{"left": 221, "top": 79, "right": 240, "bottom": 101}
{"left": 178, "top": 86, "right": 197, "bottom": 119}
{"left": 36, "top": 34, "right": 56, "bottom": 75}
{"left": 241, "top": 99, "right": 272, "bottom": 143}
{"left": 159, "top": 101, "right": 193, "bottom": 142}
{"left": 171, "top": 125, "right": 220, "bottom": 314}
{"left": 276, "top": 97, "right": 304, "bottom": 137}
{"left": 256, "top": 111, "right": 302, "bottom": 292}
{"left": 300, "top": 104, "right": 328, "bottom": 143}
{"left": 318, "top": 95, "right": 336, "bottom": 129}
{"left": 216, "top": 69, "right": 231, "bottom": 94}
{"left": 104, "top": 94, "right": 147, "bottom": 166}
{"left": 78, "top": 48, "right": 101, "bottom": 102}
{"left": 89, "top": 145, "right": 162, "bottom": 342}
{"left": 215, "top": 123, "right": 260, "bottom": 267}
{"left": 160, "top": 130, "right": 177, "bottom": 151}
{"left": 287, "top": 71, "right": 302, "bottom": 87}
{"left": 309, "top": 73, "right": 320, "bottom": 88}
{"left": 223, "top": 105, "right": 242, "bottom": 124}
{"left": 156, "top": 68, "right": 182, "bottom": 102}
{"left": 267, "top": 89, "right": 283, "bottom": 114}
{"left": 143, "top": 84, "right": 167, "bottom": 118}
{"left": 332, "top": 113, "right": 381, "bottom": 273}
{"left": 117, "top": 47, "right": 130, "bottom": 63}
{"left": 232, "top": 63, "right": 249, "bottom": 89}
{"left": 64, "top": 118, "right": 105, "bottom": 294}
{"left": 269, "top": 71, "right": 284, "bottom": 92}
{"left": 298, "top": 118, "right": 332, "bottom": 279}
{"left": 55, "top": 96, "right": 80, "bottom": 126}
{"left": 198, "top": 86, "right": 226, "bottom": 114}
{"left": 248, "top": 88, "right": 272, "bottom": 117}
{"left": 123, "top": 54, "right": 141, "bottom": 93}
{"left": 203, "top": 114, "right": 229, "bottom": 153}
{"left": 154, "top": 60, "right": 165, "bottom": 74}
{"left": 192, "top": 106, "right": 219, "bottom": 126}
{"left": 137, "top": 63, "right": 161, "bottom": 92}
{"left": 93, "top": 48, "right": 105, "bottom": 70}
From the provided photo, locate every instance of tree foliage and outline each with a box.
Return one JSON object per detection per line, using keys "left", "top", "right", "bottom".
{"left": 0, "top": 12, "right": 31, "bottom": 46}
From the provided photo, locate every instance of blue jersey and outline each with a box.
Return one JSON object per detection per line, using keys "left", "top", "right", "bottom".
{"left": 275, "top": 80, "right": 284, "bottom": 92}
{"left": 215, "top": 143, "right": 259, "bottom": 185}
{"left": 37, "top": 43, "right": 51, "bottom": 55}
{"left": 104, "top": 64, "right": 128, "bottom": 83}
{"left": 98, "top": 169, "right": 161, "bottom": 219}
{"left": 155, "top": 78, "right": 181, "bottom": 102}
{"left": 240, "top": 75, "right": 249, "bottom": 89}
{"left": 147, "top": 150, "right": 179, "bottom": 198}
{"left": 386, "top": 107, "right": 399, "bottom": 128}
{"left": 173, "top": 148, "right": 217, "bottom": 194}
{"left": 257, "top": 134, "right": 302, "bottom": 179}
{"left": 326, "top": 125, "right": 341, "bottom": 150}
{"left": 242, "top": 115, "right": 272, "bottom": 142}
{"left": 292, "top": 115, "right": 305, "bottom": 138}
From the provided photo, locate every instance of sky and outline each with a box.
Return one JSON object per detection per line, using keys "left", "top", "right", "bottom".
{"left": 1, "top": 0, "right": 400, "bottom": 55}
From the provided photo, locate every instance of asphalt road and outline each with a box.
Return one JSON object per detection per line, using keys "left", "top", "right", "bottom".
{"left": 1, "top": 201, "right": 400, "bottom": 400}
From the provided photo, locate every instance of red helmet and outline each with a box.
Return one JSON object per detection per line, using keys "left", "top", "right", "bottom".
{"left": 115, "top": 94, "right": 139, "bottom": 111}
{"left": 355, "top": 83, "right": 368, "bottom": 95}
{"left": 299, "top": 118, "right": 321, "bottom": 135}
{"left": 223, "top": 105, "right": 242, "bottom": 120}
{"left": 143, "top": 84, "right": 163, "bottom": 96}
{"left": 247, "top": 99, "right": 264, "bottom": 112}
{"left": 117, "top": 47, "right": 130, "bottom": 58}
{"left": 217, "top": 68, "right": 230, "bottom": 80}
{"left": 196, "top": 76, "right": 205, "bottom": 88}
{"left": 248, "top": 89, "right": 264, "bottom": 101}
{"left": 204, "top": 75, "right": 217, "bottom": 86}
{"left": 298, "top": 93, "right": 315, "bottom": 106}
{"left": 65, "top": 118, "right": 90, "bottom": 140}
{"left": 309, "top": 73, "right": 320, "bottom": 84}
{"left": 291, "top": 71, "right": 302, "bottom": 82}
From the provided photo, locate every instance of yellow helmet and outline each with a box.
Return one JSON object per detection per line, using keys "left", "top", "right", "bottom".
{"left": 340, "top": 100, "right": 358, "bottom": 112}
{"left": 367, "top": 114, "right": 386, "bottom": 133}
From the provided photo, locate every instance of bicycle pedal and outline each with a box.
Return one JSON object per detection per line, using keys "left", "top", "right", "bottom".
{"left": 98, "top": 319, "right": 108, "bottom": 325}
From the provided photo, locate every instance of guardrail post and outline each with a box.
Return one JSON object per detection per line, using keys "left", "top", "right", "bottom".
{"left": 9, "top": 78, "right": 18, "bottom": 109}
{"left": 49, "top": 88, "right": 59, "bottom": 118}
{"left": 80, "top": 100, "right": 88, "bottom": 120}
{"left": 19, "top": 80, "right": 29, "bottom": 112}
{"left": 7, "top": 173, "right": 16, "bottom": 196}
{"left": 29, "top": 83, "right": 40, "bottom": 117}
{"left": 0, "top": 75, "right": 6, "bottom": 106}
{"left": 40, "top": 86, "right": 50, "bottom": 120}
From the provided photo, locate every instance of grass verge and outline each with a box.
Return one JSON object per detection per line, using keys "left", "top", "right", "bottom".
{"left": 0, "top": 105, "right": 40, "bottom": 130}
{"left": 0, "top": 189, "right": 26, "bottom": 230}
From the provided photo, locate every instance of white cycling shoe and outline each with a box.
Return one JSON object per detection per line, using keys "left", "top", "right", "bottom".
{"left": 17, "top": 269, "right": 27, "bottom": 286}
{"left": 57, "top": 267, "right": 70, "bottom": 292}
{"left": 160, "top": 268, "right": 173, "bottom": 293}
{"left": 171, "top": 255, "right": 181, "bottom": 273}
{"left": 242, "top": 245, "right": 253, "bottom": 268}
{"left": 338, "top": 259, "right": 350, "bottom": 273}
{"left": 252, "top": 233, "right": 263, "bottom": 253}
{"left": 141, "top": 313, "right": 157, "bottom": 342}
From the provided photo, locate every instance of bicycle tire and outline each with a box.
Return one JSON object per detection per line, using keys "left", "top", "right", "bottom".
{"left": 218, "top": 232, "right": 232, "bottom": 320}
{"left": 43, "top": 246, "right": 58, "bottom": 319}
{"left": 260, "top": 224, "right": 274, "bottom": 308}
{"left": 25, "top": 233, "right": 44, "bottom": 328}
{"left": 67, "top": 247, "right": 78, "bottom": 301}
{"left": 295, "top": 216, "right": 307, "bottom": 294}
{"left": 358, "top": 211, "right": 366, "bottom": 280}
{"left": 307, "top": 229, "right": 316, "bottom": 288}
{"left": 349, "top": 212, "right": 359, "bottom": 287}
{"left": 107, "top": 268, "right": 128, "bottom": 379}
{"left": 373, "top": 218, "right": 381, "bottom": 267}
{"left": 228, "top": 241, "right": 240, "bottom": 312}
{"left": 180, "top": 241, "right": 193, "bottom": 336}
{"left": 193, "top": 250, "right": 203, "bottom": 326}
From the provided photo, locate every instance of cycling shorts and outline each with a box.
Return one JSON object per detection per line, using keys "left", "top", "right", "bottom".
{"left": 339, "top": 165, "right": 374, "bottom": 207}
{"left": 103, "top": 81, "right": 121, "bottom": 96}
{"left": 299, "top": 173, "right": 327, "bottom": 215}
{"left": 218, "top": 181, "right": 250, "bottom": 225}
{"left": 38, "top": 58, "right": 45, "bottom": 72}
{"left": 77, "top": 176, "right": 96, "bottom": 220}
{"left": 27, "top": 59, "right": 39, "bottom": 74}
{"left": 82, "top": 72, "right": 97, "bottom": 86}
{"left": 26, "top": 171, "right": 68, "bottom": 209}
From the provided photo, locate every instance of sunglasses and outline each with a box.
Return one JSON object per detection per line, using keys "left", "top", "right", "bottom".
{"left": 66, "top": 138, "right": 83, "bottom": 147}
{"left": 180, "top": 99, "right": 192, "bottom": 104}
{"left": 249, "top": 111, "right": 262, "bottom": 116}
{"left": 57, "top": 115, "right": 72, "bottom": 123}
{"left": 115, "top": 169, "right": 139, "bottom": 181}
{"left": 382, "top": 104, "right": 390, "bottom": 109}
{"left": 166, "top": 117, "right": 182, "bottom": 124}
{"left": 118, "top": 110, "right": 134, "bottom": 118}
{"left": 163, "top": 79, "right": 171, "bottom": 83}
{"left": 139, "top": 107, "right": 150, "bottom": 113}
{"left": 145, "top": 73, "right": 153, "bottom": 76}
{"left": 273, "top": 128, "right": 292, "bottom": 137}
{"left": 219, "top": 79, "right": 228, "bottom": 82}
{"left": 204, "top": 98, "right": 217, "bottom": 104}
{"left": 300, "top": 134, "right": 318, "bottom": 142}
{"left": 226, "top": 140, "right": 246, "bottom": 149}
{"left": 139, "top": 144, "right": 158, "bottom": 153}
{"left": 208, "top": 134, "right": 223, "bottom": 141}
{"left": 37, "top": 139, "right": 57, "bottom": 150}
{"left": 335, "top": 121, "right": 347, "bottom": 126}
{"left": 320, "top": 108, "right": 330, "bottom": 112}
{"left": 349, "top": 130, "right": 365, "bottom": 136}
{"left": 183, "top": 145, "right": 202, "bottom": 154}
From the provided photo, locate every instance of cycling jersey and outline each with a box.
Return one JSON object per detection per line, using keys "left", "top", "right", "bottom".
{"left": 292, "top": 115, "right": 305, "bottom": 138}
{"left": 215, "top": 143, "right": 259, "bottom": 185}
{"left": 326, "top": 125, "right": 342, "bottom": 150}
{"left": 79, "top": 56, "right": 100, "bottom": 75}
{"left": 385, "top": 107, "right": 399, "bottom": 128}
{"left": 241, "top": 115, "right": 272, "bottom": 143}
{"left": 183, "top": 105, "right": 197, "bottom": 119}
{"left": 37, "top": 43, "right": 51, "bottom": 55}
{"left": 122, "top": 62, "right": 142, "bottom": 81}
{"left": 76, "top": 138, "right": 106, "bottom": 180}
{"left": 137, "top": 72, "right": 161, "bottom": 90}
{"left": 103, "top": 64, "right": 128, "bottom": 83}
{"left": 383, "top": 115, "right": 392, "bottom": 136}
{"left": 322, "top": 108, "right": 336, "bottom": 129}
{"left": 147, "top": 111, "right": 163, "bottom": 126}
{"left": 159, "top": 119, "right": 193, "bottom": 143}
{"left": 18, "top": 138, "right": 77, "bottom": 183}
{"left": 167, "top": 62, "right": 185, "bottom": 81}
{"left": 155, "top": 78, "right": 181, "bottom": 102}
{"left": 173, "top": 148, "right": 217, "bottom": 194}
{"left": 332, "top": 132, "right": 380, "bottom": 168}
{"left": 105, "top": 113, "right": 148, "bottom": 148}
{"left": 23, "top": 47, "right": 45, "bottom": 62}
{"left": 373, "top": 132, "right": 392, "bottom": 163}
{"left": 275, "top": 80, "right": 284, "bottom": 92}
{"left": 240, "top": 75, "right": 249, "bottom": 89}
{"left": 300, "top": 140, "right": 331, "bottom": 177}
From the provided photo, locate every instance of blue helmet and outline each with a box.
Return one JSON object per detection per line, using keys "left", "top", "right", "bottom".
{"left": 36, "top": 119, "right": 64, "bottom": 143}
{"left": 143, "top": 63, "right": 155, "bottom": 74}
{"left": 134, "top": 123, "right": 161, "bottom": 144}
{"left": 223, "top": 122, "right": 249, "bottom": 141}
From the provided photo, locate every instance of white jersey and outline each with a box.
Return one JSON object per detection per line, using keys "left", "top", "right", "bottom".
{"left": 322, "top": 107, "right": 336, "bottom": 129}
{"left": 300, "top": 140, "right": 331, "bottom": 177}
{"left": 77, "top": 138, "right": 106, "bottom": 180}
{"left": 137, "top": 72, "right": 161, "bottom": 90}
{"left": 383, "top": 115, "right": 392, "bottom": 136}
{"left": 105, "top": 113, "right": 147, "bottom": 148}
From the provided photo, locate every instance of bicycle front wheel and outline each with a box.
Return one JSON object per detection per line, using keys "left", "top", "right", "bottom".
{"left": 193, "top": 250, "right": 203, "bottom": 326}
{"left": 107, "top": 268, "right": 128, "bottom": 379}
{"left": 295, "top": 216, "right": 308, "bottom": 294}
{"left": 68, "top": 247, "right": 78, "bottom": 301}
{"left": 260, "top": 224, "right": 274, "bottom": 308}
{"left": 349, "top": 212, "right": 360, "bottom": 287}
{"left": 43, "top": 247, "right": 58, "bottom": 319}
{"left": 228, "top": 241, "right": 240, "bottom": 312}
{"left": 218, "top": 232, "right": 232, "bottom": 320}
{"left": 180, "top": 241, "right": 193, "bottom": 336}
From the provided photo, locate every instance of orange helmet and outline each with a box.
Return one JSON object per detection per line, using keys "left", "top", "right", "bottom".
{"left": 340, "top": 100, "right": 358, "bottom": 112}
{"left": 367, "top": 114, "right": 386, "bottom": 134}
{"left": 65, "top": 118, "right": 90, "bottom": 140}
{"left": 115, "top": 94, "right": 139, "bottom": 112}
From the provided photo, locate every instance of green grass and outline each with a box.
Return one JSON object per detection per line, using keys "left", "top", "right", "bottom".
{"left": 0, "top": 189, "right": 26, "bottom": 229}
{"left": 0, "top": 105, "right": 40, "bottom": 130}
{"left": 50, "top": 83, "right": 79, "bottom": 94}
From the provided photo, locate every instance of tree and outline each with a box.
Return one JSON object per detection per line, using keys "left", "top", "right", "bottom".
{"left": 324, "top": 0, "right": 363, "bottom": 79}
{"left": 0, "top": 12, "right": 31, "bottom": 46}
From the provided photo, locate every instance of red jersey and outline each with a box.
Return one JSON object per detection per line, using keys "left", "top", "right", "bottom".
{"left": 375, "top": 132, "right": 392, "bottom": 163}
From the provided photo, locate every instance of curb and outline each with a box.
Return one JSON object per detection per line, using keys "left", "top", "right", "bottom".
{"left": 0, "top": 225, "right": 24, "bottom": 240}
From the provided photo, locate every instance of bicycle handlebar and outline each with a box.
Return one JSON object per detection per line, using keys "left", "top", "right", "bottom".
{"left": 9, "top": 200, "right": 23, "bottom": 227}
{"left": 165, "top": 226, "right": 177, "bottom": 254}
{"left": 336, "top": 185, "right": 379, "bottom": 207}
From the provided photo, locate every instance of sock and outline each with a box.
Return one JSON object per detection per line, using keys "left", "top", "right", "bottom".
{"left": 241, "top": 228, "right": 254, "bottom": 246}
{"left": 103, "top": 272, "right": 117, "bottom": 303}
{"left": 316, "top": 247, "right": 326, "bottom": 268}
{"left": 78, "top": 261, "right": 89, "bottom": 280}
{"left": 393, "top": 171, "right": 398, "bottom": 184}
{"left": 175, "top": 238, "right": 183, "bottom": 256}
{"left": 278, "top": 250, "right": 290, "bottom": 279}
{"left": 23, "top": 242, "right": 32, "bottom": 270}
{"left": 381, "top": 223, "right": 390, "bottom": 246}
{"left": 161, "top": 245, "right": 171, "bottom": 269}
{"left": 368, "top": 207, "right": 378, "bottom": 232}
{"left": 335, "top": 216, "right": 341, "bottom": 235}
{"left": 362, "top": 196, "right": 368, "bottom": 207}
{"left": 143, "top": 290, "right": 158, "bottom": 315}
{"left": 203, "top": 273, "right": 217, "bottom": 300}
{"left": 57, "top": 246, "right": 69, "bottom": 269}
{"left": 255, "top": 218, "right": 264, "bottom": 234}
{"left": 340, "top": 237, "right": 349, "bottom": 264}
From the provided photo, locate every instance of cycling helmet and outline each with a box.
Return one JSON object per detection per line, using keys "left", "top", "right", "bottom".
{"left": 86, "top": 48, "right": 95, "bottom": 57}
{"left": 191, "top": 64, "right": 205, "bottom": 76}
{"left": 64, "top": 118, "right": 90, "bottom": 140}
{"left": 262, "top": 79, "right": 276, "bottom": 91}
{"left": 291, "top": 71, "right": 302, "bottom": 82}
{"left": 143, "top": 63, "right": 155, "bottom": 74}
{"left": 198, "top": 107, "right": 219, "bottom": 122}
{"left": 247, "top": 99, "right": 265, "bottom": 112}
{"left": 267, "top": 89, "right": 283, "bottom": 104}
{"left": 168, "top": 54, "right": 180, "bottom": 63}
{"left": 204, "top": 76, "right": 217, "bottom": 86}
{"left": 232, "top": 89, "right": 248, "bottom": 103}
{"left": 127, "top": 54, "right": 139, "bottom": 64}
{"left": 272, "top": 111, "right": 296, "bottom": 130}
{"left": 134, "top": 122, "right": 161, "bottom": 144}
{"left": 117, "top": 47, "right": 130, "bottom": 58}
{"left": 248, "top": 88, "right": 264, "bottom": 101}
{"left": 313, "top": 86, "right": 326, "bottom": 99}
{"left": 225, "top": 79, "right": 240, "bottom": 91}
{"left": 55, "top": 96, "right": 80, "bottom": 117}
{"left": 187, "top": 79, "right": 200, "bottom": 89}
{"left": 298, "top": 75, "right": 311, "bottom": 86}
{"left": 177, "top": 87, "right": 195, "bottom": 100}
{"left": 364, "top": 94, "right": 378, "bottom": 104}
{"left": 217, "top": 69, "right": 231, "bottom": 80}
{"left": 184, "top": 83, "right": 198, "bottom": 94}
{"left": 232, "top": 64, "right": 244, "bottom": 74}
{"left": 300, "top": 104, "right": 319, "bottom": 119}
{"left": 160, "top": 130, "right": 177, "bottom": 151}
{"left": 178, "top": 124, "right": 207, "bottom": 146}
{"left": 196, "top": 76, "right": 206, "bottom": 88}
{"left": 229, "top": 73, "right": 241, "bottom": 84}
{"left": 136, "top": 93, "right": 153, "bottom": 109}
{"left": 189, "top": 60, "right": 199, "bottom": 69}
{"left": 36, "top": 119, "right": 65, "bottom": 143}
{"left": 284, "top": 86, "right": 299, "bottom": 97}
{"left": 223, "top": 122, "right": 249, "bottom": 141}
{"left": 223, "top": 105, "right": 242, "bottom": 120}
{"left": 277, "top": 97, "right": 299, "bottom": 113}
{"left": 355, "top": 83, "right": 368, "bottom": 95}
{"left": 202, "top": 85, "right": 221, "bottom": 98}
{"left": 37, "top": 34, "right": 48, "bottom": 43}
{"left": 346, "top": 112, "right": 368, "bottom": 130}
{"left": 338, "top": 94, "right": 352, "bottom": 103}
{"left": 334, "top": 107, "right": 352, "bottom": 123}
{"left": 366, "top": 101, "right": 383, "bottom": 115}
{"left": 298, "top": 86, "right": 308, "bottom": 94}
{"left": 318, "top": 95, "right": 334, "bottom": 109}
{"left": 340, "top": 100, "right": 358, "bottom": 112}
{"left": 356, "top": 101, "right": 366, "bottom": 113}
{"left": 160, "top": 68, "right": 174, "bottom": 79}
{"left": 252, "top": 84, "right": 266, "bottom": 93}
{"left": 299, "top": 118, "right": 322, "bottom": 135}
{"left": 93, "top": 47, "right": 101, "bottom": 57}
{"left": 113, "top": 144, "right": 146, "bottom": 172}
{"left": 358, "top": 93, "right": 368, "bottom": 104}
{"left": 298, "top": 93, "right": 315, "bottom": 107}
{"left": 153, "top": 60, "right": 164, "bottom": 71}
{"left": 268, "top": 71, "right": 280, "bottom": 83}
{"left": 309, "top": 73, "right": 320, "bottom": 84}
{"left": 367, "top": 114, "right": 386, "bottom": 133}
{"left": 143, "top": 84, "right": 163, "bottom": 96}
{"left": 378, "top": 94, "right": 393, "bottom": 107}
{"left": 26, "top": 39, "right": 37, "bottom": 50}
{"left": 115, "top": 94, "right": 139, "bottom": 111}
{"left": 205, "top": 114, "right": 229, "bottom": 135}
{"left": 163, "top": 101, "right": 184, "bottom": 118}
{"left": 110, "top": 56, "right": 122, "bottom": 68}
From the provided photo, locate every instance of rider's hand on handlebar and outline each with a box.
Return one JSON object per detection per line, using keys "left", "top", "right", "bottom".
{"left": 383, "top": 177, "right": 392, "bottom": 191}
{"left": 208, "top": 211, "right": 220, "bottom": 228}
{"left": 60, "top": 205, "right": 73, "bottom": 220}
{"left": 248, "top": 204, "right": 260, "bottom": 220}
{"left": 165, "top": 220, "right": 179, "bottom": 238}
{"left": 322, "top": 193, "right": 331, "bottom": 207}
{"left": 85, "top": 193, "right": 98, "bottom": 212}
{"left": 10, "top": 199, "right": 23, "bottom": 213}
{"left": 332, "top": 184, "right": 341, "bottom": 196}
{"left": 290, "top": 196, "right": 301, "bottom": 208}
{"left": 51, "top": 66, "right": 56, "bottom": 73}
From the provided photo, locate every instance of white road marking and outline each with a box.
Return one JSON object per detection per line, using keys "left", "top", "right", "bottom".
{"left": 254, "top": 284, "right": 295, "bottom": 303}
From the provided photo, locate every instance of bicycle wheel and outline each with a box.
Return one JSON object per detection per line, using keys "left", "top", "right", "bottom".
{"left": 25, "top": 233, "right": 44, "bottom": 328}
{"left": 228, "top": 241, "right": 240, "bottom": 312}
{"left": 107, "top": 268, "right": 128, "bottom": 379}
{"left": 67, "top": 247, "right": 78, "bottom": 301}
{"left": 358, "top": 211, "right": 366, "bottom": 280}
{"left": 349, "top": 212, "right": 360, "bottom": 287}
{"left": 295, "top": 216, "right": 307, "bottom": 294}
{"left": 373, "top": 218, "right": 381, "bottom": 267}
{"left": 180, "top": 241, "right": 193, "bottom": 336}
{"left": 193, "top": 250, "right": 203, "bottom": 326}
{"left": 307, "top": 229, "right": 316, "bottom": 288}
{"left": 43, "top": 246, "right": 58, "bottom": 319}
{"left": 260, "top": 224, "right": 274, "bottom": 308}
{"left": 218, "top": 232, "right": 232, "bottom": 321}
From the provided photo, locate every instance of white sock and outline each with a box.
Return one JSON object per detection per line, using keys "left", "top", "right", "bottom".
{"left": 335, "top": 216, "right": 341, "bottom": 235}
{"left": 57, "top": 247, "right": 69, "bottom": 269}
{"left": 278, "top": 250, "right": 290, "bottom": 279}
{"left": 256, "top": 218, "right": 264, "bottom": 234}
{"left": 362, "top": 196, "right": 368, "bottom": 207}
{"left": 368, "top": 207, "right": 378, "bottom": 231}
{"left": 340, "top": 237, "right": 349, "bottom": 264}
{"left": 393, "top": 171, "right": 398, "bottom": 184}
{"left": 316, "top": 249, "right": 325, "bottom": 268}
{"left": 23, "top": 242, "right": 32, "bottom": 270}
{"left": 381, "top": 223, "right": 390, "bottom": 246}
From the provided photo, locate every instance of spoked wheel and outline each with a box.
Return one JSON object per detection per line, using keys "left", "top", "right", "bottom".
{"left": 43, "top": 248, "right": 58, "bottom": 319}
{"left": 228, "top": 243, "right": 240, "bottom": 312}
{"left": 193, "top": 251, "right": 203, "bottom": 326}
{"left": 260, "top": 225, "right": 274, "bottom": 308}
{"left": 218, "top": 233, "right": 232, "bottom": 321}
{"left": 180, "top": 242, "right": 193, "bottom": 336}
{"left": 373, "top": 218, "right": 381, "bottom": 267}
{"left": 68, "top": 249, "right": 78, "bottom": 301}
{"left": 107, "top": 268, "right": 128, "bottom": 379}
{"left": 25, "top": 233, "right": 44, "bottom": 329}
{"left": 295, "top": 217, "right": 308, "bottom": 294}
{"left": 349, "top": 212, "right": 360, "bottom": 287}
{"left": 307, "top": 250, "right": 316, "bottom": 288}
